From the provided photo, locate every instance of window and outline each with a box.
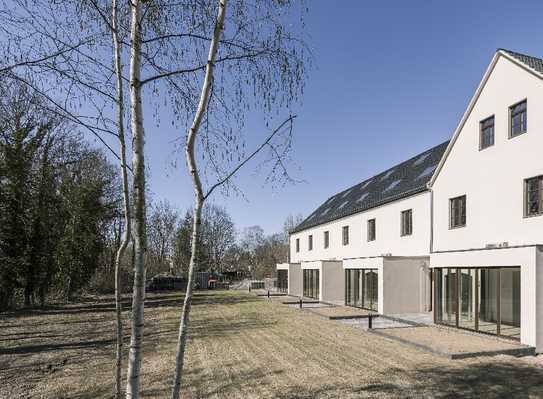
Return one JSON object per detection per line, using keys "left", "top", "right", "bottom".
{"left": 295, "top": 238, "right": 300, "bottom": 253}
{"left": 401, "top": 209, "right": 413, "bottom": 236}
{"left": 479, "top": 116, "right": 494, "bottom": 149}
{"left": 367, "top": 219, "right": 376, "bottom": 241}
{"left": 342, "top": 226, "right": 349, "bottom": 245}
{"left": 308, "top": 235, "right": 313, "bottom": 251}
{"left": 525, "top": 175, "right": 543, "bottom": 217}
{"left": 449, "top": 195, "right": 466, "bottom": 228}
{"left": 510, "top": 100, "right": 527, "bottom": 137}
{"left": 324, "top": 231, "right": 329, "bottom": 248}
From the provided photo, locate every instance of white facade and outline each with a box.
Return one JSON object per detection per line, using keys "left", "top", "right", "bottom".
{"left": 431, "top": 53, "right": 543, "bottom": 252}
{"left": 429, "top": 50, "right": 543, "bottom": 351}
{"left": 290, "top": 191, "right": 431, "bottom": 263}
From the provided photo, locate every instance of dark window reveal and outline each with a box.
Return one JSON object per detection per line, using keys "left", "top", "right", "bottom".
{"left": 510, "top": 100, "right": 527, "bottom": 137}
{"left": 450, "top": 195, "right": 467, "bottom": 228}
{"left": 480, "top": 116, "right": 495, "bottom": 149}
{"left": 525, "top": 176, "right": 543, "bottom": 217}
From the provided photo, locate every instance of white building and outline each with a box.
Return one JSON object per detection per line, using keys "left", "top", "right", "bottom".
{"left": 429, "top": 49, "right": 543, "bottom": 351}
{"left": 280, "top": 141, "right": 449, "bottom": 312}
{"left": 276, "top": 48, "right": 543, "bottom": 352}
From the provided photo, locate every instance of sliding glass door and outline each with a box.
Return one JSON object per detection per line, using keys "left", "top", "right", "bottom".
{"left": 345, "top": 269, "right": 378, "bottom": 311}
{"left": 434, "top": 267, "right": 520, "bottom": 340}
{"left": 303, "top": 269, "right": 319, "bottom": 299}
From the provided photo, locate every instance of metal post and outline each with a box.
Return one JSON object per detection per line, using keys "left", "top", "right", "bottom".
{"left": 267, "top": 290, "right": 270, "bottom": 299}
{"left": 368, "top": 315, "right": 373, "bottom": 329}
{"left": 249, "top": 283, "right": 251, "bottom": 293}
{"left": 299, "top": 297, "right": 302, "bottom": 309}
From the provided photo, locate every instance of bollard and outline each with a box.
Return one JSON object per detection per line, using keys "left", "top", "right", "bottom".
{"left": 267, "top": 290, "right": 270, "bottom": 299}
{"left": 368, "top": 315, "right": 373, "bottom": 329}
{"left": 249, "top": 284, "right": 251, "bottom": 293}
{"left": 299, "top": 298, "right": 303, "bottom": 309}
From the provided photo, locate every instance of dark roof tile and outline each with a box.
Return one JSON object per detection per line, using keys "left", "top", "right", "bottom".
{"left": 291, "top": 141, "right": 449, "bottom": 233}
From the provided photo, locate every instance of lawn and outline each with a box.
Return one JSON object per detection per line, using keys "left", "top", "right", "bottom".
{"left": 1, "top": 290, "right": 543, "bottom": 398}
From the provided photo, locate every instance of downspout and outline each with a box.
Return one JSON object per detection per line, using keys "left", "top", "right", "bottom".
{"left": 429, "top": 185, "right": 434, "bottom": 254}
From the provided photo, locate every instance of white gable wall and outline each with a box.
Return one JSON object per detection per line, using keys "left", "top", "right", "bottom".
{"left": 290, "top": 191, "right": 431, "bottom": 263}
{"left": 432, "top": 55, "right": 543, "bottom": 251}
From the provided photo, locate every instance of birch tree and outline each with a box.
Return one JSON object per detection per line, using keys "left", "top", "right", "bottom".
{"left": 169, "top": 1, "right": 309, "bottom": 397}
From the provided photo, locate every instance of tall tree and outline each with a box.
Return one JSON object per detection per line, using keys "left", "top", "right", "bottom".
{"left": 148, "top": 199, "right": 179, "bottom": 276}
{"left": 170, "top": 1, "right": 309, "bottom": 396}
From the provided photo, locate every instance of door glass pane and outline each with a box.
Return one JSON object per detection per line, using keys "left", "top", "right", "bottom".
{"left": 478, "top": 268, "right": 498, "bottom": 335}
{"left": 356, "top": 270, "right": 364, "bottom": 308}
{"left": 500, "top": 268, "right": 521, "bottom": 339}
{"left": 436, "top": 269, "right": 456, "bottom": 326}
{"left": 459, "top": 269, "right": 476, "bottom": 330}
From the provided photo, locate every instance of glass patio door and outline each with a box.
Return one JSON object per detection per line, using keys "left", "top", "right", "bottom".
{"left": 435, "top": 267, "right": 520, "bottom": 340}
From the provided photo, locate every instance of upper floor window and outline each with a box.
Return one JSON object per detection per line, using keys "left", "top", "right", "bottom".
{"left": 401, "top": 209, "right": 413, "bottom": 236}
{"left": 324, "top": 231, "right": 330, "bottom": 248}
{"left": 295, "top": 238, "right": 300, "bottom": 253}
{"left": 510, "top": 100, "right": 527, "bottom": 138}
{"left": 525, "top": 175, "right": 543, "bottom": 217}
{"left": 479, "top": 116, "right": 495, "bottom": 150}
{"left": 308, "top": 235, "right": 313, "bottom": 251}
{"left": 367, "top": 219, "right": 376, "bottom": 242}
{"left": 449, "top": 195, "right": 466, "bottom": 228}
{"left": 342, "top": 226, "right": 349, "bottom": 245}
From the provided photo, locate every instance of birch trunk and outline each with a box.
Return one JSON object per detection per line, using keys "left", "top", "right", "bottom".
{"left": 112, "top": 0, "right": 130, "bottom": 398}
{"left": 126, "top": 0, "right": 147, "bottom": 398}
{"left": 170, "top": 1, "right": 227, "bottom": 398}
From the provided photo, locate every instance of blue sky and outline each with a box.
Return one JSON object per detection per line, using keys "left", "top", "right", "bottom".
{"left": 143, "top": 0, "right": 543, "bottom": 235}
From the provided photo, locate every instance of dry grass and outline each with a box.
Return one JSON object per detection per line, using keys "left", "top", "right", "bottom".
{"left": 1, "top": 290, "right": 543, "bottom": 398}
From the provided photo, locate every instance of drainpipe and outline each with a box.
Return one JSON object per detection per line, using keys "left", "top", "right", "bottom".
{"left": 429, "top": 187, "right": 434, "bottom": 254}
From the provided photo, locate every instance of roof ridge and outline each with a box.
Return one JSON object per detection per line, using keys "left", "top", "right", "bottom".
{"left": 498, "top": 48, "right": 543, "bottom": 62}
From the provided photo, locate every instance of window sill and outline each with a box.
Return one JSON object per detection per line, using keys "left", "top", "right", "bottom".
{"left": 449, "top": 224, "right": 466, "bottom": 230}
{"left": 509, "top": 131, "right": 527, "bottom": 140}
{"left": 523, "top": 212, "right": 543, "bottom": 219}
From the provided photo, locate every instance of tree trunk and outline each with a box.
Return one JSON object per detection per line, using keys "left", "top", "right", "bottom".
{"left": 112, "top": 0, "right": 131, "bottom": 398}
{"left": 126, "top": 1, "right": 147, "bottom": 398}
{"left": 170, "top": 1, "right": 227, "bottom": 398}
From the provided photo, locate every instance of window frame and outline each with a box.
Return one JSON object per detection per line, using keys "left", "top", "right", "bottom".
{"left": 509, "top": 99, "right": 527, "bottom": 139}
{"left": 449, "top": 195, "right": 467, "bottom": 229}
{"left": 324, "top": 230, "right": 330, "bottom": 249}
{"left": 308, "top": 235, "right": 313, "bottom": 251}
{"left": 401, "top": 209, "right": 413, "bottom": 236}
{"left": 479, "top": 115, "right": 495, "bottom": 150}
{"left": 342, "top": 226, "right": 349, "bottom": 246}
{"left": 524, "top": 175, "right": 543, "bottom": 218}
{"left": 367, "top": 219, "right": 376, "bottom": 242}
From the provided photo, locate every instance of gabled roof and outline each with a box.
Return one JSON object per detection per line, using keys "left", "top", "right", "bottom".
{"left": 291, "top": 141, "right": 449, "bottom": 234}
{"left": 500, "top": 49, "right": 543, "bottom": 75}
{"left": 429, "top": 49, "right": 543, "bottom": 187}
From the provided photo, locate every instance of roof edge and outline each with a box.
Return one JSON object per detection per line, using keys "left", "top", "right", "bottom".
{"left": 429, "top": 49, "right": 543, "bottom": 188}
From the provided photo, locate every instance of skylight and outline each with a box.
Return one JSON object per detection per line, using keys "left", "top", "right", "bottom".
{"left": 413, "top": 152, "right": 430, "bottom": 166}
{"left": 338, "top": 200, "right": 349, "bottom": 210}
{"left": 357, "top": 192, "right": 369, "bottom": 203}
{"left": 384, "top": 179, "right": 401, "bottom": 192}
{"left": 418, "top": 164, "right": 437, "bottom": 179}
{"left": 321, "top": 207, "right": 331, "bottom": 216}
{"left": 380, "top": 169, "right": 395, "bottom": 181}
{"left": 341, "top": 188, "right": 353, "bottom": 198}
{"left": 306, "top": 213, "right": 316, "bottom": 220}
{"left": 361, "top": 179, "right": 373, "bottom": 189}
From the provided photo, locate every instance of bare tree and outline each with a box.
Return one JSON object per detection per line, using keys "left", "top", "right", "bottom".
{"left": 148, "top": 199, "right": 179, "bottom": 276}
{"left": 170, "top": 1, "right": 309, "bottom": 396}
{"left": 126, "top": 1, "right": 146, "bottom": 398}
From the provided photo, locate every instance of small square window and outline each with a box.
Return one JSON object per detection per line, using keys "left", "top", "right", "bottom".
{"left": 479, "top": 116, "right": 494, "bottom": 150}
{"left": 342, "top": 226, "right": 349, "bottom": 246}
{"left": 308, "top": 235, "right": 313, "bottom": 251}
{"left": 510, "top": 100, "right": 527, "bottom": 138}
{"left": 367, "top": 219, "right": 376, "bottom": 242}
{"left": 401, "top": 209, "right": 413, "bottom": 236}
{"left": 525, "top": 175, "right": 543, "bottom": 217}
{"left": 295, "top": 238, "right": 300, "bottom": 253}
{"left": 449, "top": 195, "right": 466, "bottom": 228}
{"left": 324, "top": 231, "right": 330, "bottom": 248}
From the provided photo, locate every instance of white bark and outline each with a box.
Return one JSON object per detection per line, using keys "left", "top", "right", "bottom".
{"left": 112, "top": 0, "right": 130, "bottom": 398}
{"left": 126, "top": 1, "right": 147, "bottom": 398}
{"left": 170, "top": 1, "right": 227, "bottom": 398}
